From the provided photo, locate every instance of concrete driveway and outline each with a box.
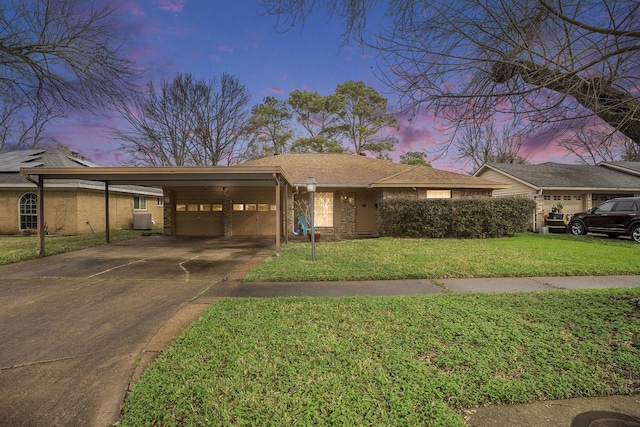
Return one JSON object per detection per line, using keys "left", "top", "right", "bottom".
{"left": 0, "top": 235, "right": 274, "bottom": 427}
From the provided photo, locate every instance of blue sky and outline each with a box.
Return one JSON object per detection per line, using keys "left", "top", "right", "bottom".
{"left": 45, "top": 0, "right": 571, "bottom": 170}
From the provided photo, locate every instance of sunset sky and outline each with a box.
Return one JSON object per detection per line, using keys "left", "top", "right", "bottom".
{"left": 45, "top": 0, "right": 575, "bottom": 171}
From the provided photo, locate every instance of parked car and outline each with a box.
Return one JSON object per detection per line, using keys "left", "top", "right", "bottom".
{"left": 568, "top": 197, "right": 640, "bottom": 242}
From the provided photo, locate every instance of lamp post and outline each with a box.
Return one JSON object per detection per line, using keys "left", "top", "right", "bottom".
{"left": 306, "top": 177, "right": 317, "bottom": 261}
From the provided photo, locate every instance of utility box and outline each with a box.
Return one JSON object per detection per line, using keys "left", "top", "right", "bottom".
{"left": 133, "top": 213, "right": 153, "bottom": 230}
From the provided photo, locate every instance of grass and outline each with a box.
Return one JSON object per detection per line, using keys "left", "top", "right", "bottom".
{"left": 0, "top": 228, "right": 163, "bottom": 265}
{"left": 120, "top": 289, "right": 640, "bottom": 426}
{"left": 245, "top": 233, "right": 640, "bottom": 281}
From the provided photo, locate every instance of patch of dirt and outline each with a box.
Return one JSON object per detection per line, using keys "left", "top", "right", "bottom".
{"left": 464, "top": 395, "right": 640, "bottom": 426}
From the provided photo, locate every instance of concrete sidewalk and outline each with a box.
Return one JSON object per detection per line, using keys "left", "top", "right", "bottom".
{"left": 199, "top": 274, "right": 640, "bottom": 299}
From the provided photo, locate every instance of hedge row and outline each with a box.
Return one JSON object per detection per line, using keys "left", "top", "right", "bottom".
{"left": 380, "top": 197, "right": 536, "bottom": 238}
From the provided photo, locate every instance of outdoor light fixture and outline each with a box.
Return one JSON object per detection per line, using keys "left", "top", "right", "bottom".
{"left": 306, "top": 177, "right": 317, "bottom": 261}
{"left": 306, "top": 177, "right": 316, "bottom": 193}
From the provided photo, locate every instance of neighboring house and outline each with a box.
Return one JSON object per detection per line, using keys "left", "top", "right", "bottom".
{"left": 245, "top": 153, "right": 507, "bottom": 236}
{"left": 474, "top": 162, "right": 640, "bottom": 230}
{"left": 1, "top": 149, "right": 164, "bottom": 235}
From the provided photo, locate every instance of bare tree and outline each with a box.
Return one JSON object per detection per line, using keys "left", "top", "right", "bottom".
{"left": 117, "top": 73, "right": 251, "bottom": 166}
{"left": 559, "top": 127, "right": 640, "bottom": 165}
{"left": 260, "top": 0, "right": 640, "bottom": 147}
{"left": 0, "top": 0, "right": 137, "bottom": 118}
{"left": 453, "top": 121, "right": 529, "bottom": 171}
{"left": 189, "top": 74, "right": 251, "bottom": 166}
{"left": 0, "top": 99, "right": 60, "bottom": 151}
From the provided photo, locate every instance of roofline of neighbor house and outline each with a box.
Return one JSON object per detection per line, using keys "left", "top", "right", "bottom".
{"left": 541, "top": 187, "right": 640, "bottom": 192}
{"left": 0, "top": 181, "right": 163, "bottom": 196}
{"left": 473, "top": 164, "right": 541, "bottom": 191}
{"left": 599, "top": 162, "right": 640, "bottom": 177}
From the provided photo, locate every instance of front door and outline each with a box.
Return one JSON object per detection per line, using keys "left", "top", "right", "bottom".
{"left": 355, "top": 192, "right": 375, "bottom": 233}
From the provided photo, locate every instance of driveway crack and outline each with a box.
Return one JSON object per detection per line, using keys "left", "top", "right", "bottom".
{"left": 179, "top": 256, "right": 199, "bottom": 282}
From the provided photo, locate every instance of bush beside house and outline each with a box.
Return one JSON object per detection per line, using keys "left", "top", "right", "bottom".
{"left": 381, "top": 197, "right": 536, "bottom": 238}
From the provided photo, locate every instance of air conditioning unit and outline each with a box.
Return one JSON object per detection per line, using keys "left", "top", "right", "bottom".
{"left": 133, "top": 213, "right": 153, "bottom": 230}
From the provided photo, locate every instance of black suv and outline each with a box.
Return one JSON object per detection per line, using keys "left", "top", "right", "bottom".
{"left": 569, "top": 197, "right": 640, "bottom": 242}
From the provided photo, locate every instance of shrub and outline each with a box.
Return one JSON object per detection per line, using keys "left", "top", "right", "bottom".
{"left": 380, "top": 197, "right": 535, "bottom": 238}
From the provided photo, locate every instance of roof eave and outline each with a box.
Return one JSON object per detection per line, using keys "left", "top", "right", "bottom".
{"left": 20, "top": 166, "right": 292, "bottom": 187}
{"left": 370, "top": 183, "right": 510, "bottom": 189}
{"left": 543, "top": 187, "right": 640, "bottom": 192}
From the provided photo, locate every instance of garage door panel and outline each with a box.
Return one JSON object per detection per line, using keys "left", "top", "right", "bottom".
{"left": 232, "top": 200, "right": 276, "bottom": 236}
{"left": 175, "top": 193, "right": 224, "bottom": 236}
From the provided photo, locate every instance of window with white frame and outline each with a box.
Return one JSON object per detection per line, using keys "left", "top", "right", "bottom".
{"left": 314, "top": 192, "right": 334, "bottom": 227}
{"left": 157, "top": 198, "right": 164, "bottom": 207}
{"left": 134, "top": 196, "right": 147, "bottom": 210}
{"left": 19, "top": 193, "right": 38, "bottom": 230}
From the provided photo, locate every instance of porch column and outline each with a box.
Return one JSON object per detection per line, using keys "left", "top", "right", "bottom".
{"left": 105, "top": 181, "right": 110, "bottom": 243}
{"left": 37, "top": 175, "right": 45, "bottom": 256}
{"left": 284, "top": 182, "right": 289, "bottom": 244}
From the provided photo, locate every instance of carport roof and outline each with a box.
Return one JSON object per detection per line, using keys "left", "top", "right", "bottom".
{"left": 20, "top": 165, "right": 292, "bottom": 187}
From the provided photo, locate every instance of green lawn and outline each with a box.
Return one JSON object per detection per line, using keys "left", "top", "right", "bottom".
{"left": 0, "top": 229, "right": 162, "bottom": 265}
{"left": 120, "top": 289, "right": 640, "bottom": 426}
{"left": 246, "top": 233, "right": 640, "bottom": 281}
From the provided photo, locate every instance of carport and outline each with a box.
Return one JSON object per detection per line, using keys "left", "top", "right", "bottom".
{"left": 20, "top": 165, "right": 292, "bottom": 256}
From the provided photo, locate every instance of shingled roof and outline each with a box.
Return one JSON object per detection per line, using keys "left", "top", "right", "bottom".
{"left": 0, "top": 148, "right": 162, "bottom": 196}
{"left": 600, "top": 161, "right": 640, "bottom": 177}
{"left": 477, "top": 162, "right": 640, "bottom": 190}
{"left": 245, "top": 153, "right": 505, "bottom": 189}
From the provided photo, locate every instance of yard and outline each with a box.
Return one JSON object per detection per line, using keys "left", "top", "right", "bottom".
{"left": 118, "top": 233, "right": 640, "bottom": 426}
{"left": 0, "top": 229, "right": 162, "bottom": 265}
{"left": 246, "top": 233, "right": 640, "bottom": 281}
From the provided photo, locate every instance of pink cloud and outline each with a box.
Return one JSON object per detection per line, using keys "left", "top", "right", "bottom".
{"left": 115, "top": 0, "right": 145, "bottom": 17}
{"left": 158, "top": 0, "right": 185, "bottom": 12}
{"left": 217, "top": 45, "right": 234, "bottom": 53}
{"left": 270, "top": 87, "right": 284, "bottom": 95}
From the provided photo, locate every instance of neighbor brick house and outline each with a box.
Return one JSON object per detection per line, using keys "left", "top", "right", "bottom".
{"left": 474, "top": 162, "right": 640, "bottom": 231}
{"left": 1, "top": 149, "right": 163, "bottom": 235}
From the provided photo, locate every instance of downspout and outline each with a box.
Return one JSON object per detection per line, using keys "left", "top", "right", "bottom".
{"left": 273, "top": 173, "right": 281, "bottom": 256}
{"left": 291, "top": 185, "right": 300, "bottom": 237}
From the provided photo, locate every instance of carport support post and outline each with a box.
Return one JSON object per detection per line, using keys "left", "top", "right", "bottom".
{"left": 37, "top": 175, "right": 45, "bottom": 256}
{"left": 274, "top": 174, "right": 281, "bottom": 255}
{"left": 104, "top": 181, "right": 110, "bottom": 243}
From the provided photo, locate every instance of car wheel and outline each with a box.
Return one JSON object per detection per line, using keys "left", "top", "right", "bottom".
{"left": 631, "top": 225, "right": 640, "bottom": 243}
{"left": 569, "top": 220, "right": 587, "bottom": 236}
